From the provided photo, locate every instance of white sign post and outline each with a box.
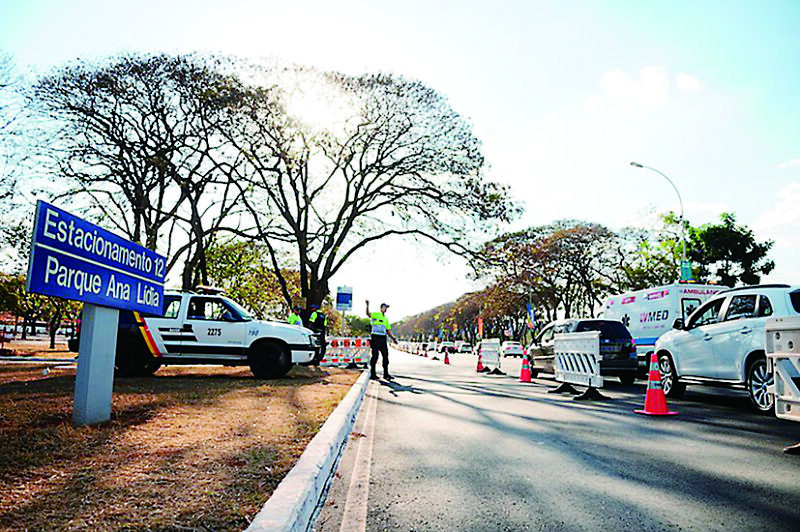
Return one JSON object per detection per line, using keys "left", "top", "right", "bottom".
{"left": 336, "top": 286, "right": 353, "bottom": 337}
{"left": 74, "top": 304, "right": 119, "bottom": 425}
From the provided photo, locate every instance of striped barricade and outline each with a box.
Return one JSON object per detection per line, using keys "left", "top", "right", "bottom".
{"left": 767, "top": 316, "right": 800, "bottom": 422}
{"left": 551, "top": 331, "right": 606, "bottom": 400}
{"left": 320, "top": 337, "right": 371, "bottom": 368}
{"left": 479, "top": 339, "right": 504, "bottom": 375}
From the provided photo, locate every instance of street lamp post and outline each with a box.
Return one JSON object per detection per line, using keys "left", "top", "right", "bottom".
{"left": 630, "top": 161, "right": 691, "bottom": 280}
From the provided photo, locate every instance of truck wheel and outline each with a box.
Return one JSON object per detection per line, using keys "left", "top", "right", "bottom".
{"left": 747, "top": 357, "right": 774, "bottom": 415}
{"left": 114, "top": 349, "right": 141, "bottom": 378}
{"left": 141, "top": 357, "right": 162, "bottom": 376}
{"left": 658, "top": 353, "right": 685, "bottom": 398}
{"left": 249, "top": 342, "right": 292, "bottom": 379}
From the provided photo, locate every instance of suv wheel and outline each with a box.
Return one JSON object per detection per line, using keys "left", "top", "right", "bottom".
{"left": 618, "top": 375, "right": 636, "bottom": 385}
{"left": 658, "top": 353, "right": 686, "bottom": 398}
{"left": 747, "top": 357, "right": 774, "bottom": 414}
{"left": 249, "top": 342, "right": 292, "bottom": 379}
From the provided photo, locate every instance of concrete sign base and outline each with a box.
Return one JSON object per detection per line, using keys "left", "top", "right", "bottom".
{"left": 73, "top": 303, "right": 119, "bottom": 426}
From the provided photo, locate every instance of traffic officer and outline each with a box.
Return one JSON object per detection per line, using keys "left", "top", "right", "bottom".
{"left": 365, "top": 300, "right": 397, "bottom": 380}
{"left": 308, "top": 304, "right": 328, "bottom": 365}
{"left": 287, "top": 306, "right": 303, "bottom": 326}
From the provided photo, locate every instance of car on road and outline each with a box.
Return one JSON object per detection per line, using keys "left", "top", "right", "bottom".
{"left": 500, "top": 341, "right": 525, "bottom": 357}
{"left": 68, "top": 289, "right": 321, "bottom": 379}
{"left": 655, "top": 284, "right": 800, "bottom": 413}
{"left": 457, "top": 341, "right": 472, "bottom": 353}
{"left": 437, "top": 341, "right": 457, "bottom": 353}
{"left": 527, "top": 319, "right": 638, "bottom": 384}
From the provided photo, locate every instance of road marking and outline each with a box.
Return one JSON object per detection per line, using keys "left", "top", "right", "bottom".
{"left": 339, "top": 380, "right": 379, "bottom": 532}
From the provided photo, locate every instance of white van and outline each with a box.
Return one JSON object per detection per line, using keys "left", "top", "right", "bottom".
{"left": 602, "top": 283, "right": 724, "bottom": 376}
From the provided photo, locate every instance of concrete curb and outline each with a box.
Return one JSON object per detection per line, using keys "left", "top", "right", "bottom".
{"left": 245, "top": 370, "right": 370, "bottom": 532}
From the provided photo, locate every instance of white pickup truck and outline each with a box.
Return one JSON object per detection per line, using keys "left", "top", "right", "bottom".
{"left": 69, "top": 290, "right": 320, "bottom": 378}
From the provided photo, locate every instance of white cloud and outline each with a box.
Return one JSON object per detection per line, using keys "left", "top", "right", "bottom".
{"left": 754, "top": 181, "right": 800, "bottom": 246}
{"left": 753, "top": 182, "right": 800, "bottom": 285}
{"left": 676, "top": 72, "right": 705, "bottom": 92}
{"left": 778, "top": 158, "right": 800, "bottom": 169}
{"left": 599, "top": 66, "right": 669, "bottom": 107}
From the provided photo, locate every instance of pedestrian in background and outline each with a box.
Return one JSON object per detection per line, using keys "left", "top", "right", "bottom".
{"left": 287, "top": 305, "right": 303, "bottom": 326}
{"left": 365, "top": 300, "right": 397, "bottom": 380}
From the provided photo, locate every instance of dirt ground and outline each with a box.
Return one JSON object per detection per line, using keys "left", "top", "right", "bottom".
{"left": 0, "top": 338, "right": 361, "bottom": 531}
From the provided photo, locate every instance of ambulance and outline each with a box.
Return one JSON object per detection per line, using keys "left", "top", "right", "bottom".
{"left": 602, "top": 282, "right": 724, "bottom": 376}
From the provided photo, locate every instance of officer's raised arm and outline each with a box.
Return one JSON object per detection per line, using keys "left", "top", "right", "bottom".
{"left": 365, "top": 299, "right": 371, "bottom": 318}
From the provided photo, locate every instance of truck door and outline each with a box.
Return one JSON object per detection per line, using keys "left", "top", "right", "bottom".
{"left": 183, "top": 296, "right": 247, "bottom": 360}
{"left": 138, "top": 295, "right": 184, "bottom": 356}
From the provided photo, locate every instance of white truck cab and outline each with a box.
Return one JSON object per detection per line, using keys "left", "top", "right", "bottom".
{"left": 602, "top": 282, "right": 724, "bottom": 375}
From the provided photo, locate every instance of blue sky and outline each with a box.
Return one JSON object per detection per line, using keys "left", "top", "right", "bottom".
{"left": 2, "top": 0, "right": 799, "bottom": 319}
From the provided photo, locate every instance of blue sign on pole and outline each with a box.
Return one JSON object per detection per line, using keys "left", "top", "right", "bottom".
{"left": 26, "top": 200, "right": 166, "bottom": 314}
{"left": 336, "top": 286, "right": 353, "bottom": 312}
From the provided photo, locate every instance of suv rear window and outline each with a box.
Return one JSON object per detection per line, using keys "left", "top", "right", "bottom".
{"left": 575, "top": 321, "right": 632, "bottom": 339}
{"left": 791, "top": 290, "right": 800, "bottom": 313}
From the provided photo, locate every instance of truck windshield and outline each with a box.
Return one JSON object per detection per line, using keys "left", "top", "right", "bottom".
{"left": 223, "top": 298, "right": 254, "bottom": 321}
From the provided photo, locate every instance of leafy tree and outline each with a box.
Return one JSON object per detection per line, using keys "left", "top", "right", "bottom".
{"left": 0, "top": 274, "right": 42, "bottom": 339}
{"left": 205, "top": 238, "right": 300, "bottom": 320}
{"left": 689, "top": 212, "right": 774, "bottom": 287}
{"left": 473, "top": 220, "right": 616, "bottom": 321}
{"left": 222, "top": 66, "right": 518, "bottom": 309}
{"left": 345, "top": 315, "right": 371, "bottom": 336}
{"left": 607, "top": 212, "right": 686, "bottom": 292}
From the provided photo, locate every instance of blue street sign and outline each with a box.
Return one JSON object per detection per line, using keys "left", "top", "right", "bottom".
{"left": 336, "top": 286, "right": 353, "bottom": 311}
{"left": 26, "top": 200, "right": 166, "bottom": 314}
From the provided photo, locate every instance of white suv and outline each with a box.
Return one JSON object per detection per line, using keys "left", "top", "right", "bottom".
{"left": 655, "top": 284, "right": 800, "bottom": 413}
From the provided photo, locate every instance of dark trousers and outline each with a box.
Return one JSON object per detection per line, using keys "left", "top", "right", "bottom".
{"left": 370, "top": 334, "right": 389, "bottom": 375}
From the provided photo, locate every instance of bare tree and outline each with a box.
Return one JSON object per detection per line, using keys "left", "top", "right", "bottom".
{"left": 30, "top": 53, "right": 248, "bottom": 287}
{"left": 222, "top": 65, "right": 518, "bottom": 307}
{"left": 0, "top": 52, "right": 25, "bottom": 203}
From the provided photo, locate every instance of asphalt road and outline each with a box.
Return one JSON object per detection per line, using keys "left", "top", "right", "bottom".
{"left": 314, "top": 348, "right": 800, "bottom": 532}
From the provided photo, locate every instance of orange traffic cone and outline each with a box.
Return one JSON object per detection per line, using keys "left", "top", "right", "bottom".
{"left": 476, "top": 354, "right": 484, "bottom": 372}
{"left": 520, "top": 356, "right": 531, "bottom": 383}
{"left": 444, "top": 351, "right": 450, "bottom": 365}
{"left": 635, "top": 353, "right": 678, "bottom": 416}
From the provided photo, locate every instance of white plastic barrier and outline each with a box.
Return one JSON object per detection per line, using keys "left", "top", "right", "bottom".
{"left": 554, "top": 331, "right": 603, "bottom": 389}
{"left": 766, "top": 316, "right": 800, "bottom": 422}
{"left": 479, "top": 339, "right": 501, "bottom": 372}
{"left": 321, "top": 337, "right": 370, "bottom": 367}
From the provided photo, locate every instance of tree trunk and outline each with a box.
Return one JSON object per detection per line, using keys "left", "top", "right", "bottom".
{"left": 49, "top": 323, "right": 57, "bottom": 349}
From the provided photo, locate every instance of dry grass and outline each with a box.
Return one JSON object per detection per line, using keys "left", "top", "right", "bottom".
{"left": 0, "top": 345, "right": 360, "bottom": 532}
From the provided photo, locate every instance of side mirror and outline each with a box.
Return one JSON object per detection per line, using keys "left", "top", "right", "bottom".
{"left": 673, "top": 318, "right": 684, "bottom": 330}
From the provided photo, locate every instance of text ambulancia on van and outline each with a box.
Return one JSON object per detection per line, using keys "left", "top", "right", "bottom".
{"left": 602, "top": 282, "right": 723, "bottom": 376}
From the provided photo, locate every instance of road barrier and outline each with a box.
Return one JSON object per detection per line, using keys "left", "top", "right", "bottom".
{"left": 479, "top": 339, "right": 504, "bottom": 375}
{"left": 320, "top": 337, "right": 370, "bottom": 368}
{"left": 635, "top": 353, "right": 678, "bottom": 416}
{"left": 550, "top": 331, "right": 607, "bottom": 400}
{"left": 767, "top": 317, "right": 800, "bottom": 423}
